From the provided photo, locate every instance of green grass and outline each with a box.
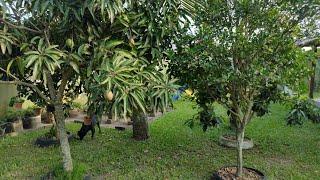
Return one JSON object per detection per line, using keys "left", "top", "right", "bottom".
{"left": 1, "top": 100, "right": 320, "bottom": 179}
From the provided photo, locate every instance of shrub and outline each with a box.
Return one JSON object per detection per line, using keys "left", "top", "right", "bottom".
{"left": 286, "top": 98, "right": 320, "bottom": 125}
{"left": 0, "top": 108, "right": 24, "bottom": 123}
{"left": 23, "top": 107, "right": 38, "bottom": 117}
{"left": 186, "top": 104, "right": 222, "bottom": 131}
{"left": 70, "top": 102, "right": 85, "bottom": 111}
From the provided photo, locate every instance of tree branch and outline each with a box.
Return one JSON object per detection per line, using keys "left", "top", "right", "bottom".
{"left": 44, "top": 29, "right": 51, "bottom": 46}
{"left": 0, "top": 67, "right": 19, "bottom": 80}
{"left": 45, "top": 71, "right": 57, "bottom": 101}
{"left": 227, "top": 106, "right": 241, "bottom": 119}
{"left": 0, "top": 18, "right": 42, "bottom": 34}
{"left": 57, "top": 68, "right": 73, "bottom": 101}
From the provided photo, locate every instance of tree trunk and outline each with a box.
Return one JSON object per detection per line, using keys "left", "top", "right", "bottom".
{"left": 229, "top": 107, "right": 237, "bottom": 130}
{"left": 54, "top": 103, "right": 73, "bottom": 172}
{"left": 236, "top": 128, "right": 245, "bottom": 177}
{"left": 153, "top": 107, "right": 157, "bottom": 117}
{"left": 309, "top": 47, "right": 318, "bottom": 99}
{"left": 226, "top": 106, "right": 237, "bottom": 130}
{"left": 309, "top": 62, "right": 316, "bottom": 99}
{"left": 132, "top": 111, "right": 149, "bottom": 141}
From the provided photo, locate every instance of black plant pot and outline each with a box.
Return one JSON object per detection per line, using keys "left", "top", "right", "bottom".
{"left": 4, "top": 123, "right": 14, "bottom": 133}
{"left": 212, "top": 166, "right": 266, "bottom": 180}
{"left": 23, "top": 115, "right": 42, "bottom": 129}
{"left": 4, "top": 119, "right": 23, "bottom": 133}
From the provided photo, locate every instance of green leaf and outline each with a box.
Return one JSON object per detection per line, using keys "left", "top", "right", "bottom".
{"left": 25, "top": 55, "right": 39, "bottom": 68}
{"left": 70, "top": 61, "right": 80, "bottom": 73}
{"left": 16, "top": 58, "right": 25, "bottom": 75}
{"left": 6, "top": 59, "right": 14, "bottom": 77}
{"left": 0, "top": 42, "right": 6, "bottom": 54}
{"left": 101, "top": 0, "right": 105, "bottom": 17}
{"left": 131, "top": 93, "right": 146, "bottom": 113}
{"left": 123, "top": 95, "right": 128, "bottom": 117}
{"left": 105, "top": 40, "right": 123, "bottom": 49}
{"left": 40, "top": 1, "right": 50, "bottom": 15}
{"left": 7, "top": 43, "right": 12, "bottom": 54}
{"left": 32, "top": 62, "right": 40, "bottom": 80}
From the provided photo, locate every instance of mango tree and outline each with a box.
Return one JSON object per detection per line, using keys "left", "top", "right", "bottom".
{"left": 170, "top": 0, "right": 318, "bottom": 177}
{"left": 0, "top": 0, "right": 131, "bottom": 172}
{"left": 87, "top": 42, "right": 178, "bottom": 140}
{"left": 85, "top": 0, "right": 184, "bottom": 140}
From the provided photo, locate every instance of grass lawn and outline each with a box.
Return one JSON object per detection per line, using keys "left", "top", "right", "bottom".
{"left": 0, "top": 100, "right": 320, "bottom": 179}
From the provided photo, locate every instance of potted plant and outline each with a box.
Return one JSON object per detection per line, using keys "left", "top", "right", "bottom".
{"left": 0, "top": 109, "right": 24, "bottom": 133}
{"left": 23, "top": 107, "right": 42, "bottom": 129}
{"left": 68, "top": 102, "right": 85, "bottom": 118}
{"left": 9, "top": 96, "right": 25, "bottom": 109}
{"left": 33, "top": 106, "right": 43, "bottom": 116}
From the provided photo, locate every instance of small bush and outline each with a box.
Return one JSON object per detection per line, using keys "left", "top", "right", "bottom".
{"left": 24, "top": 107, "right": 38, "bottom": 117}
{"left": 0, "top": 108, "right": 25, "bottom": 123}
{"left": 71, "top": 102, "right": 86, "bottom": 110}
{"left": 185, "top": 104, "right": 222, "bottom": 131}
{"left": 286, "top": 98, "right": 320, "bottom": 125}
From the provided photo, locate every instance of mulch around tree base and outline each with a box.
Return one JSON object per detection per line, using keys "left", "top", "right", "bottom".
{"left": 35, "top": 133, "right": 74, "bottom": 148}
{"left": 212, "top": 166, "right": 265, "bottom": 180}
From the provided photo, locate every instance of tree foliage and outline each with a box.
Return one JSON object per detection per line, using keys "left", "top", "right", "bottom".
{"left": 170, "top": 0, "right": 319, "bottom": 177}
{"left": 0, "top": 0, "right": 185, "bottom": 172}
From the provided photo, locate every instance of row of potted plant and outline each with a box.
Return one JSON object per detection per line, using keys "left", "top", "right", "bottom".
{"left": 0, "top": 107, "right": 43, "bottom": 136}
